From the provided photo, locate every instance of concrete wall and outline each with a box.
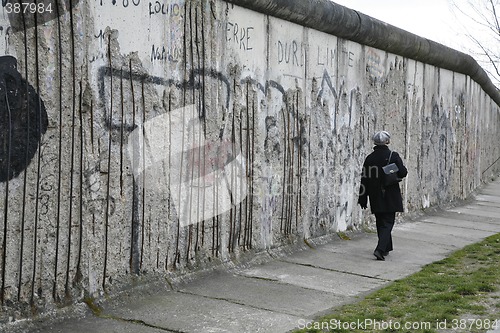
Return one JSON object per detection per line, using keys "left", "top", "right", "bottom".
{"left": 0, "top": 0, "right": 499, "bottom": 319}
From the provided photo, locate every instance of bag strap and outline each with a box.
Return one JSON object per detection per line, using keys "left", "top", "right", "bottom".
{"left": 387, "top": 151, "right": 393, "bottom": 165}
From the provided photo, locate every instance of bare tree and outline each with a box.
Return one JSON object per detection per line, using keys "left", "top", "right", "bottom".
{"left": 450, "top": 0, "right": 500, "bottom": 87}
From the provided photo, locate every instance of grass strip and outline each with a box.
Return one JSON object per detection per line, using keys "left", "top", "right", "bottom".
{"left": 295, "top": 233, "right": 500, "bottom": 333}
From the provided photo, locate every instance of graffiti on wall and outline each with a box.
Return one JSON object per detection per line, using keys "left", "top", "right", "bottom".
{"left": 97, "top": 65, "right": 231, "bottom": 132}
{"left": 366, "top": 48, "right": 385, "bottom": 79}
{"left": 0, "top": 56, "right": 48, "bottom": 182}
{"left": 0, "top": 0, "right": 498, "bottom": 321}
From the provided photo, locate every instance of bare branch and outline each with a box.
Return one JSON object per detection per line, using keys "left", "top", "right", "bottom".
{"left": 451, "top": 0, "right": 500, "bottom": 86}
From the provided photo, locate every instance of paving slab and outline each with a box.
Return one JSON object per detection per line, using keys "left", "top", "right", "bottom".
{"left": 310, "top": 232, "right": 377, "bottom": 255}
{"left": 475, "top": 194, "right": 500, "bottom": 204}
{"left": 479, "top": 185, "right": 500, "bottom": 193}
{"left": 12, "top": 316, "right": 170, "bottom": 333}
{"left": 473, "top": 201, "right": 500, "bottom": 208}
{"left": 435, "top": 210, "right": 496, "bottom": 223}
{"left": 239, "top": 260, "right": 387, "bottom": 297}
{"left": 420, "top": 215, "right": 500, "bottom": 232}
{"left": 176, "top": 270, "right": 347, "bottom": 318}
{"left": 281, "top": 236, "right": 452, "bottom": 281}
{"left": 102, "top": 288, "right": 303, "bottom": 333}
{"left": 393, "top": 220, "right": 494, "bottom": 248}
{"left": 449, "top": 207, "right": 500, "bottom": 219}
{"left": 459, "top": 203, "right": 500, "bottom": 212}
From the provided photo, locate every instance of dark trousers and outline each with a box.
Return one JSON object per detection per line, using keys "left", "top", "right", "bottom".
{"left": 374, "top": 212, "right": 395, "bottom": 253}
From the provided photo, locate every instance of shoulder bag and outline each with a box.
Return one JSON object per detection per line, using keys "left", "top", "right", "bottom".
{"left": 382, "top": 151, "right": 400, "bottom": 187}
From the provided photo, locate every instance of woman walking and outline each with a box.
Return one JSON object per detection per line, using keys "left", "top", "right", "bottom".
{"left": 358, "top": 131, "right": 408, "bottom": 261}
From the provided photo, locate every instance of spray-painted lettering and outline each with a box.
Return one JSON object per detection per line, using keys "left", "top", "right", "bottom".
{"left": 148, "top": 1, "right": 182, "bottom": 17}
{"left": 316, "top": 46, "right": 336, "bottom": 67}
{"left": 150, "top": 44, "right": 181, "bottom": 63}
{"left": 226, "top": 22, "right": 254, "bottom": 51}
{"left": 277, "top": 40, "right": 305, "bottom": 67}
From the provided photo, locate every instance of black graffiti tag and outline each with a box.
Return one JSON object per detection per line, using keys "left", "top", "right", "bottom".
{"left": 0, "top": 55, "right": 48, "bottom": 182}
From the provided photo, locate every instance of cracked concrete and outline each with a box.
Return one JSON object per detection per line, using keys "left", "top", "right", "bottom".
{"left": 8, "top": 178, "right": 500, "bottom": 333}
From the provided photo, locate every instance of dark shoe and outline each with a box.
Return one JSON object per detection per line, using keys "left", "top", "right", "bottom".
{"left": 383, "top": 251, "right": 390, "bottom": 256}
{"left": 373, "top": 250, "right": 385, "bottom": 261}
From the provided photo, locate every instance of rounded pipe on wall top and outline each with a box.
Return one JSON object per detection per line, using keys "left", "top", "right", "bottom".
{"left": 226, "top": 0, "right": 500, "bottom": 106}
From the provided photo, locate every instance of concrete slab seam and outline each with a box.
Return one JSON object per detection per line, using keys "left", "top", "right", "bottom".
{"left": 234, "top": 271, "right": 353, "bottom": 295}
{"left": 277, "top": 259, "right": 393, "bottom": 282}
{"left": 176, "top": 290, "right": 307, "bottom": 319}
{"left": 92, "top": 314, "right": 184, "bottom": 333}
{"left": 418, "top": 219, "right": 500, "bottom": 232}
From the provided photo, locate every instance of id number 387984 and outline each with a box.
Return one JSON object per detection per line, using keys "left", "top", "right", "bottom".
{"left": 5, "top": 1, "right": 53, "bottom": 14}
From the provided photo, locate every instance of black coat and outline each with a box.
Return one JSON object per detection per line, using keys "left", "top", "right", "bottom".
{"left": 358, "top": 145, "right": 408, "bottom": 213}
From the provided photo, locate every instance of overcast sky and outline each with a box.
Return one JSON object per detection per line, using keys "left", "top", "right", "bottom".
{"left": 330, "top": 0, "right": 465, "bottom": 50}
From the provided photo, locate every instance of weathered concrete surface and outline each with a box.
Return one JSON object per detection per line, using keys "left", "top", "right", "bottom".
{"left": 6, "top": 177, "right": 500, "bottom": 333}
{"left": 0, "top": 0, "right": 500, "bottom": 320}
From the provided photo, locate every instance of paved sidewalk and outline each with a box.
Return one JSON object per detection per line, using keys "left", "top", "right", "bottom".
{"left": 11, "top": 178, "right": 500, "bottom": 333}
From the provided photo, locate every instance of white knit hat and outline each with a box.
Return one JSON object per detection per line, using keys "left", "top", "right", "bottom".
{"left": 373, "top": 131, "right": 391, "bottom": 145}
